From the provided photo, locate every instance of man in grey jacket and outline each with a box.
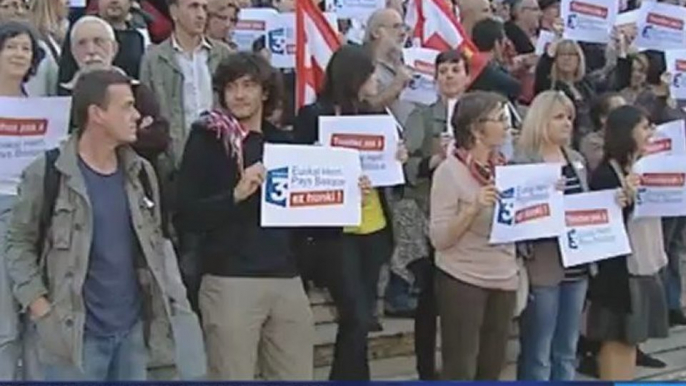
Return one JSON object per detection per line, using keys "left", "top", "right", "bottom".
{"left": 4, "top": 70, "right": 176, "bottom": 381}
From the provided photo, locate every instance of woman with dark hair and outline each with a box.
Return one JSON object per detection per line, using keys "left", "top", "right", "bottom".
{"left": 587, "top": 105, "right": 668, "bottom": 380}
{"left": 430, "top": 90, "right": 517, "bottom": 380}
{"left": 403, "top": 48, "right": 471, "bottom": 380}
{"left": 0, "top": 20, "right": 44, "bottom": 381}
{"left": 579, "top": 93, "right": 626, "bottom": 173}
{"left": 294, "top": 44, "right": 406, "bottom": 381}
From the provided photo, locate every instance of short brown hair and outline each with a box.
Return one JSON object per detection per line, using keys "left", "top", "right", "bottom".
{"left": 435, "top": 49, "right": 470, "bottom": 74}
{"left": 452, "top": 91, "right": 507, "bottom": 149}
{"left": 72, "top": 69, "right": 132, "bottom": 132}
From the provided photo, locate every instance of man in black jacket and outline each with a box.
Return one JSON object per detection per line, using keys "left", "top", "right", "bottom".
{"left": 469, "top": 18, "right": 522, "bottom": 101}
{"left": 175, "top": 52, "right": 314, "bottom": 380}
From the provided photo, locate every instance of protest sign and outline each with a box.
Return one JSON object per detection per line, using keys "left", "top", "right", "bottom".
{"left": 614, "top": 9, "right": 639, "bottom": 39}
{"left": 633, "top": 155, "right": 686, "bottom": 218}
{"left": 400, "top": 47, "right": 441, "bottom": 105}
{"left": 558, "top": 190, "right": 632, "bottom": 267}
{"left": 234, "top": 8, "right": 279, "bottom": 51}
{"left": 561, "top": 0, "right": 618, "bottom": 44}
{"left": 324, "top": 0, "right": 385, "bottom": 20}
{"left": 635, "top": 1, "right": 686, "bottom": 52}
{"left": 645, "top": 120, "right": 686, "bottom": 157}
{"left": 266, "top": 12, "right": 337, "bottom": 68}
{"left": 261, "top": 144, "right": 362, "bottom": 227}
{"left": 535, "top": 30, "right": 556, "bottom": 56}
{"left": 490, "top": 163, "right": 564, "bottom": 244}
{"left": 666, "top": 50, "right": 686, "bottom": 101}
{"left": 319, "top": 115, "right": 405, "bottom": 187}
{"left": 71, "top": 0, "right": 86, "bottom": 7}
{"left": 0, "top": 97, "right": 71, "bottom": 195}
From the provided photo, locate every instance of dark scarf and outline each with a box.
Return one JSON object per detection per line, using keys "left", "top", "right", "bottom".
{"left": 454, "top": 147, "right": 506, "bottom": 186}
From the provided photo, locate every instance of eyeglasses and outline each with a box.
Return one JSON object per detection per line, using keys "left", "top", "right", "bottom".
{"left": 210, "top": 12, "right": 238, "bottom": 24}
{"left": 479, "top": 115, "right": 510, "bottom": 124}
{"left": 381, "top": 23, "right": 410, "bottom": 33}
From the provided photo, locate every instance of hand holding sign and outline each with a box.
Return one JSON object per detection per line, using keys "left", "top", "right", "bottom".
{"left": 477, "top": 184, "right": 500, "bottom": 209}
{"left": 396, "top": 142, "right": 409, "bottom": 164}
{"left": 235, "top": 163, "right": 266, "bottom": 203}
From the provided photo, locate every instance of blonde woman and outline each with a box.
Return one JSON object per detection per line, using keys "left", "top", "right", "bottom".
{"left": 514, "top": 91, "right": 590, "bottom": 381}
{"left": 534, "top": 36, "right": 597, "bottom": 148}
{"left": 28, "top": 0, "right": 68, "bottom": 58}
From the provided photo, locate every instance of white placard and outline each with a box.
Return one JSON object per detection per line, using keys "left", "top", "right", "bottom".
{"left": 445, "top": 98, "right": 458, "bottom": 135}
{"left": 635, "top": 1, "right": 686, "bottom": 52}
{"left": 634, "top": 155, "right": 686, "bottom": 218}
{"left": 324, "top": 0, "right": 385, "bottom": 20}
{"left": 319, "top": 115, "right": 405, "bottom": 187}
{"left": 261, "top": 144, "right": 362, "bottom": 227}
{"left": 490, "top": 163, "right": 565, "bottom": 244}
{"left": 646, "top": 120, "right": 686, "bottom": 157}
{"left": 535, "top": 30, "right": 556, "bottom": 56}
{"left": 561, "top": 0, "right": 618, "bottom": 44}
{"left": 0, "top": 97, "right": 71, "bottom": 195}
{"left": 266, "top": 12, "right": 337, "bottom": 69}
{"left": 233, "top": 8, "right": 279, "bottom": 51}
{"left": 400, "top": 47, "right": 440, "bottom": 105}
{"left": 666, "top": 50, "right": 686, "bottom": 101}
{"left": 71, "top": 0, "right": 86, "bottom": 7}
{"left": 559, "top": 190, "right": 632, "bottom": 267}
{"left": 615, "top": 9, "right": 639, "bottom": 29}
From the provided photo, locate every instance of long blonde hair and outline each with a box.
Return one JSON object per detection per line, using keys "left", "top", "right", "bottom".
{"left": 29, "top": 0, "right": 68, "bottom": 45}
{"left": 517, "top": 91, "right": 575, "bottom": 157}
{"left": 550, "top": 40, "right": 586, "bottom": 85}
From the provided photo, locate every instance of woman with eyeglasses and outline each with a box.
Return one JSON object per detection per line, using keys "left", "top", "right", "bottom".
{"left": 0, "top": 21, "right": 44, "bottom": 381}
{"left": 586, "top": 105, "right": 668, "bottom": 380}
{"left": 430, "top": 91, "right": 518, "bottom": 380}
{"left": 534, "top": 31, "right": 597, "bottom": 149}
{"left": 514, "top": 91, "right": 590, "bottom": 381}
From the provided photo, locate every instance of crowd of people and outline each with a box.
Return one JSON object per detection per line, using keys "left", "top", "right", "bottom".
{"left": 0, "top": 0, "right": 685, "bottom": 382}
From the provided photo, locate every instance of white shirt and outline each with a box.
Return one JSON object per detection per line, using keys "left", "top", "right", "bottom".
{"left": 172, "top": 36, "right": 214, "bottom": 134}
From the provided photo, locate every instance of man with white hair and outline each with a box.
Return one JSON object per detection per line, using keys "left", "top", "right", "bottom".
{"left": 59, "top": 16, "right": 169, "bottom": 167}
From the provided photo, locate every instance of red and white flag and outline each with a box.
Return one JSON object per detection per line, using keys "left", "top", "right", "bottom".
{"left": 296, "top": 0, "right": 340, "bottom": 109}
{"left": 406, "top": 0, "right": 487, "bottom": 77}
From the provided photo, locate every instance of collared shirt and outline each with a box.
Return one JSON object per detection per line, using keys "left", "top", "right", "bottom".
{"left": 172, "top": 35, "right": 214, "bottom": 134}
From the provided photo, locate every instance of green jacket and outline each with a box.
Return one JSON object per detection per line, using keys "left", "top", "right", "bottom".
{"left": 139, "top": 37, "right": 231, "bottom": 168}
{"left": 5, "top": 137, "right": 175, "bottom": 368}
{"left": 403, "top": 99, "right": 448, "bottom": 213}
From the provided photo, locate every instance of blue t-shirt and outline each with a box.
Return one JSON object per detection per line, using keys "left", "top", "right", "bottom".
{"left": 78, "top": 158, "right": 142, "bottom": 336}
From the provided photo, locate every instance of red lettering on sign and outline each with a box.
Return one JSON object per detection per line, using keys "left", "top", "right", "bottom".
{"left": 647, "top": 13, "right": 684, "bottom": 30}
{"left": 290, "top": 190, "right": 344, "bottom": 207}
{"left": 565, "top": 209, "right": 609, "bottom": 227}
{"left": 236, "top": 20, "right": 265, "bottom": 31}
{"left": 0, "top": 118, "right": 48, "bottom": 136}
{"left": 676, "top": 59, "right": 686, "bottom": 72}
{"left": 570, "top": 1, "right": 608, "bottom": 18}
{"left": 646, "top": 138, "right": 672, "bottom": 154}
{"left": 641, "top": 173, "right": 686, "bottom": 187}
{"left": 413, "top": 60, "right": 435, "bottom": 76}
{"left": 515, "top": 204, "right": 550, "bottom": 224}
{"left": 331, "top": 134, "right": 385, "bottom": 151}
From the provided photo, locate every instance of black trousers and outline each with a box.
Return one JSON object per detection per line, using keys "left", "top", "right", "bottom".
{"left": 412, "top": 254, "right": 438, "bottom": 380}
{"left": 326, "top": 229, "right": 393, "bottom": 380}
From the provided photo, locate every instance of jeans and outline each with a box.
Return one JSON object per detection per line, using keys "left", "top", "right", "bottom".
{"left": 384, "top": 271, "right": 417, "bottom": 313}
{"left": 662, "top": 218, "right": 686, "bottom": 311}
{"left": 517, "top": 279, "right": 588, "bottom": 381}
{"left": 44, "top": 321, "right": 147, "bottom": 381}
{"left": 326, "top": 229, "right": 392, "bottom": 380}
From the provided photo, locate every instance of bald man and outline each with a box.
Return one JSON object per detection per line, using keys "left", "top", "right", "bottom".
{"left": 206, "top": 0, "right": 238, "bottom": 46}
{"left": 364, "top": 8, "right": 414, "bottom": 125}
{"left": 456, "top": 0, "right": 492, "bottom": 36}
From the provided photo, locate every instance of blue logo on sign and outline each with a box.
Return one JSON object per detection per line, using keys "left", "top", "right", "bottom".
{"left": 496, "top": 187, "right": 515, "bottom": 226}
{"left": 265, "top": 167, "right": 289, "bottom": 207}
{"left": 268, "top": 28, "right": 286, "bottom": 55}
{"left": 567, "top": 229, "right": 579, "bottom": 250}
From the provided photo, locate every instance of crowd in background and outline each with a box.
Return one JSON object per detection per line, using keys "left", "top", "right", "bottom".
{"left": 0, "top": 0, "right": 685, "bottom": 382}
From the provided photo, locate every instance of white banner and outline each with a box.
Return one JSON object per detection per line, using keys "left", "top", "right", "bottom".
{"left": 319, "top": 115, "right": 405, "bottom": 187}
{"left": 266, "top": 12, "right": 337, "bottom": 69}
{"left": 666, "top": 50, "right": 686, "bottom": 101}
{"left": 490, "top": 163, "right": 565, "bottom": 244}
{"left": 261, "top": 144, "right": 362, "bottom": 227}
{"left": 559, "top": 190, "right": 632, "bottom": 267}
{"left": 635, "top": 1, "right": 686, "bottom": 52}
{"left": 233, "top": 8, "right": 279, "bottom": 51}
{"left": 634, "top": 155, "right": 686, "bottom": 218}
{"left": 0, "top": 97, "right": 71, "bottom": 195}
{"left": 324, "top": 0, "right": 385, "bottom": 20}
{"left": 400, "top": 47, "right": 440, "bottom": 105}
{"left": 646, "top": 120, "right": 686, "bottom": 157}
{"left": 535, "top": 30, "right": 556, "bottom": 56}
{"left": 562, "top": 0, "right": 618, "bottom": 44}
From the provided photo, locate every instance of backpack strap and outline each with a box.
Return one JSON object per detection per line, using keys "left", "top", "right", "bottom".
{"left": 38, "top": 148, "right": 61, "bottom": 258}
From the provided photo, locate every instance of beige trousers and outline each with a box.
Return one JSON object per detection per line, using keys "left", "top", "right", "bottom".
{"left": 199, "top": 276, "right": 314, "bottom": 380}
